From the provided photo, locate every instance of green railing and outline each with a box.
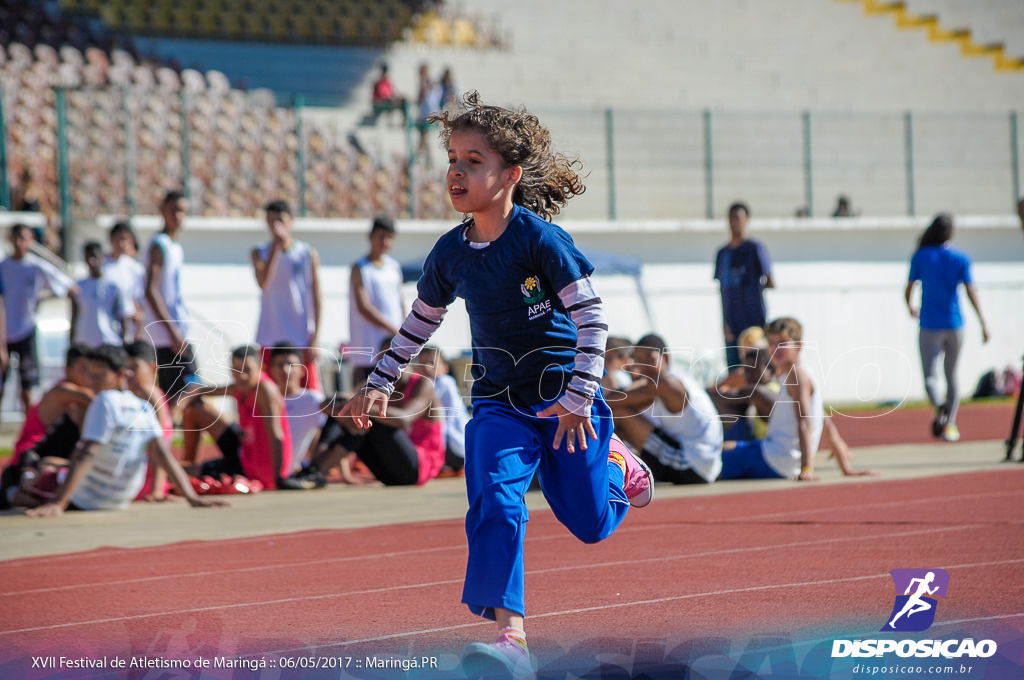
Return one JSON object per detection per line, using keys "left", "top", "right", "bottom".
{"left": 0, "top": 81, "right": 1020, "bottom": 230}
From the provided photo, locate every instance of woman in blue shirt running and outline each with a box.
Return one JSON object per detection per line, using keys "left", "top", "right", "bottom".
{"left": 342, "top": 91, "right": 653, "bottom": 679}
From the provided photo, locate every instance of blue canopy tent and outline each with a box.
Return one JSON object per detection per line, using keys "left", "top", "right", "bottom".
{"left": 401, "top": 247, "right": 656, "bottom": 331}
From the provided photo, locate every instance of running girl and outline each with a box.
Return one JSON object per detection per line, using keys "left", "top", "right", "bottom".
{"left": 341, "top": 91, "right": 653, "bottom": 678}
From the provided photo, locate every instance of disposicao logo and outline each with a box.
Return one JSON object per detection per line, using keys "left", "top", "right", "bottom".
{"left": 882, "top": 568, "right": 949, "bottom": 632}
{"left": 831, "top": 568, "right": 998, "bottom": 659}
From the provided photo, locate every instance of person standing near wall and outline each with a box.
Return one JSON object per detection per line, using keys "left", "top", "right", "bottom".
{"left": 713, "top": 202, "right": 774, "bottom": 376}
{"left": 252, "top": 199, "right": 322, "bottom": 391}
{"left": 143, "top": 190, "right": 196, "bottom": 411}
{"left": 103, "top": 221, "right": 146, "bottom": 340}
{"left": 348, "top": 216, "right": 405, "bottom": 385}
{"left": 0, "top": 224, "right": 77, "bottom": 420}
{"left": 905, "top": 213, "right": 990, "bottom": 442}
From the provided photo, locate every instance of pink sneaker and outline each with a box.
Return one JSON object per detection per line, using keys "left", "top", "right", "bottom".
{"left": 461, "top": 637, "right": 534, "bottom": 679}
{"left": 609, "top": 434, "right": 654, "bottom": 508}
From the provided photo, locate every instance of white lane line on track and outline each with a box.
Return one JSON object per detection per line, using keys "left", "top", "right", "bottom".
{"left": 6, "top": 485, "right": 1020, "bottom": 568}
{"left": 0, "top": 516, "right": 997, "bottom": 597}
{"left": 6, "top": 483, "right": 1022, "bottom": 596}
{"left": 246, "top": 558, "right": 1024, "bottom": 658}
{"left": 3, "top": 523, "right": 1020, "bottom": 636}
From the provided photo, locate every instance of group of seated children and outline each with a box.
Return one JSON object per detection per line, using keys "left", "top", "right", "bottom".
{"left": 274, "top": 340, "right": 468, "bottom": 489}
{"left": 3, "top": 344, "right": 227, "bottom": 517}
{"left": 3, "top": 315, "right": 874, "bottom": 515}
{"left": 3, "top": 335, "right": 473, "bottom": 513}
{"left": 603, "top": 317, "right": 878, "bottom": 485}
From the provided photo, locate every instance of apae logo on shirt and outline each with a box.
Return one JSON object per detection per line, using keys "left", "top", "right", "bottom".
{"left": 521, "top": 276, "right": 545, "bottom": 304}
{"left": 522, "top": 276, "right": 552, "bottom": 321}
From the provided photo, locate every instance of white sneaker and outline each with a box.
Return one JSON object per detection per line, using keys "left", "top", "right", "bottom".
{"left": 941, "top": 424, "right": 961, "bottom": 442}
{"left": 461, "top": 638, "right": 534, "bottom": 680}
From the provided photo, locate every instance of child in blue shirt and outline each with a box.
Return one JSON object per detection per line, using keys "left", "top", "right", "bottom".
{"left": 905, "top": 213, "right": 989, "bottom": 442}
{"left": 342, "top": 91, "right": 653, "bottom": 679}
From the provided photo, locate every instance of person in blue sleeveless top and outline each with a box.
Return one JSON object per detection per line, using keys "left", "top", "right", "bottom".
{"left": 341, "top": 91, "right": 653, "bottom": 679}
{"left": 905, "top": 213, "right": 990, "bottom": 442}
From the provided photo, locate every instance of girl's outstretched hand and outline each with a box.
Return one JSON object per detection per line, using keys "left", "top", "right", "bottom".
{"left": 536, "top": 402, "right": 597, "bottom": 453}
{"left": 340, "top": 388, "right": 390, "bottom": 429}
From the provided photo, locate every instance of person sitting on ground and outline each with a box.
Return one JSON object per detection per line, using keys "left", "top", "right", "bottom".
{"left": 710, "top": 325, "right": 782, "bottom": 442}
{"left": 602, "top": 335, "right": 634, "bottom": 393}
{"left": 124, "top": 339, "right": 176, "bottom": 501}
{"left": 711, "top": 325, "right": 878, "bottom": 477}
{"left": 12, "top": 344, "right": 93, "bottom": 460}
{"left": 25, "top": 345, "right": 228, "bottom": 517}
{"left": 609, "top": 333, "right": 724, "bottom": 485}
{"left": 268, "top": 343, "right": 327, "bottom": 488}
{"left": 317, "top": 337, "right": 445, "bottom": 487}
{"left": 412, "top": 345, "right": 470, "bottom": 475}
{"left": 0, "top": 345, "right": 95, "bottom": 509}
{"left": 181, "top": 345, "right": 292, "bottom": 491}
{"left": 719, "top": 317, "right": 825, "bottom": 482}
{"left": 70, "top": 241, "right": 131, "bottom": 348}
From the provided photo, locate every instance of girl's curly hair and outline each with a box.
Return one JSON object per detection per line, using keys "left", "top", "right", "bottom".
{"left": 428, "top": 91, "right": 585, "bottom": 221}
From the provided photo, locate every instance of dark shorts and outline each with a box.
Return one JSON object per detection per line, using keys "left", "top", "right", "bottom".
{"left": 155, "top": 345, "right": 198, "bottom": 402}
{"left": 640, "top": 427, "right": 710, "bottom": 485}
{"left": 340, "top": 424, "right": 420, "bottom": 486}
{"left": 200, "top": 424, "right": 246, "bottom": 479}
{"left": 4, "top": 331, "right": 40, "bottom": 389}
{"left": 33, "top": 415, "right": 81, "bottom": 460}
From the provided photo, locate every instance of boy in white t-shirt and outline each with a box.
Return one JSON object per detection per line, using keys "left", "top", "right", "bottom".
{"left": 268, "top": 343, "right": 326, "bottom": 487}
{"left": 102, "top": 221, "right": 146, "bottom": 339}
{"left": 71, "top": 241, "right": 131, "bottom": 347}
{"left": 609, "top": 333, "right": 724, "bottom": 485}
{"left": 26, "top": 345, "right": 228, "bottom": 517}
{"left": 0, "top": 223, "right": 77, "bottom": 418}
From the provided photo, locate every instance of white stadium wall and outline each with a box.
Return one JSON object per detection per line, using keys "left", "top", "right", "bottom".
{"left": 72, "top": 213, "right": 1024, "bottom": 410}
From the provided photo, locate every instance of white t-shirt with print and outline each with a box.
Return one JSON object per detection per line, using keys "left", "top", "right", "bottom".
{"left": 282, "top": 388, "right": 326, "bottom": 469}
{"left": 71, "top": 389, "right": 162, "bottom": 511}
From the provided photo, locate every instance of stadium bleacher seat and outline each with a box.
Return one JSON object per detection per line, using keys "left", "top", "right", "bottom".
{"left": 53, "top": 0, "right": 430, "bottom": 46}
{"left": 3, "top": 0, "right": 1019, "bottom": 223}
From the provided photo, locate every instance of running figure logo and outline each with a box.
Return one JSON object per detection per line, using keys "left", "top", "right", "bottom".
{"left": 882, "top": 569, "right": 950, "bottom": 632}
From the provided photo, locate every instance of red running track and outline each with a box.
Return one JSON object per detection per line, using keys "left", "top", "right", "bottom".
{"left": 827, "top": 400, "right": 1016, "bottom": 448}
{"left": 2, "top": 466, "right": 1023, "bottom": 678}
